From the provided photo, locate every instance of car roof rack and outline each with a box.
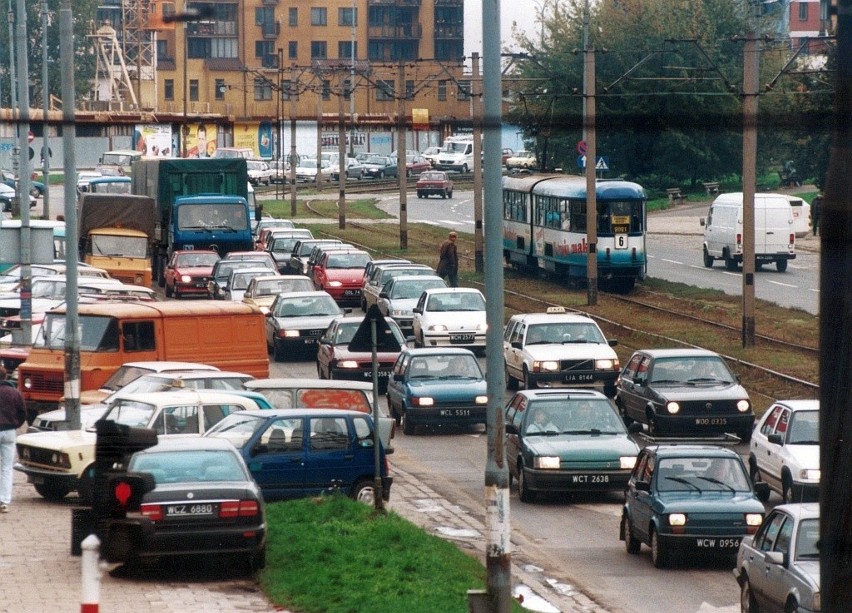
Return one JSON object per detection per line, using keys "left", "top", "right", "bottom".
{"left": 632, "top": 431, "right": 742, "bottom": 446}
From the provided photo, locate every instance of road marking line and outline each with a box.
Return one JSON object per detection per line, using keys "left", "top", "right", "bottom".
{"left": 662, "top": 258, "right": 683, "bottom": 265}
{"left": 766, "top": 280, "right": 797, "bottom": 288}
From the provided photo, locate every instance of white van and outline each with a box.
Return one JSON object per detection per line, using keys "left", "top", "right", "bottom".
{"left": 435, "top": 135, "right": 476, "bottom": 173}
{"left": 701, "top": 192, "right": 796, "bottom": 272}
{"left": 786, "top": 195, "right": 812, "bottom": 238}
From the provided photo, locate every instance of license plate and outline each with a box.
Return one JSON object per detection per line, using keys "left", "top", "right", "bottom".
{"left": 695, "top": 418, "right": 727, "bottom": 425}
{"left": 166, "top": 503, "right": 216, "bottom": 517}
{"left": 450, "top": 334, "right": 475, "bottom": 342}
{"left": 343, "top": 290, "right": 360, "bottom": 297}
{"left": 303, "top": 338, "right": 318, "bottom": 345}
{"left": 564, "top": 374, "right": 595, "bottom": 383}
{"left": 439, "top": 409, "right": 471, "bottom": 417}
{"left": 696, "top": 537, "right": 741, "bottom": 549}
{"left": 570, "top": 474, "right": 610, "bottom": 484}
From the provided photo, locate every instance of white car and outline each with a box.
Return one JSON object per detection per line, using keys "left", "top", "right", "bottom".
{"left": 0, "top": 182, "right": 37, "bottom": 212}
{"left": 77, "top": 360, "right": 220, "bottom": 406}
{"left": 376, "top": 274, "right": 446, "bottom": 335}
{"left": 247, "top": 160, "right": 274, "bottom": 185}
{"left": 411, "top": 287, "right": 487, "bottom": 352}
{"left": 14, "top": 389, "right": 262, "bottom": 503}
{"left": 748, "top": 399, "right": 819, "bottom": 503}
{"left": 503, "top": 307, "right": 620, "bottom": 395}
{"left": 505, "top": 150, "right": 538, "bottom": 170}
{"left": 295, "top": 159, "right": 333, "bottom": 182}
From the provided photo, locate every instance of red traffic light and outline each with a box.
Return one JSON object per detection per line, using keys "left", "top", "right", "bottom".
{"left": 114, "top": 480, "right": 133, "bottom": 507}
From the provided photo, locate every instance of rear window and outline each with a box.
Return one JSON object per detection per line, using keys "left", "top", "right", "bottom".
{"left": 259, "top": 388, "right": 372, "bottom": 412}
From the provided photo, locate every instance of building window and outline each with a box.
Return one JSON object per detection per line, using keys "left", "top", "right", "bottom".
{"left": 311, "top": 41, "right": 328, "bottom": 59}
{"left": 288, "top": 41, "right": 298, "bottom": 60}
{"left": 338, "top": 7, "right": 356, "bottom": 27}
{"left": 311, "top": 7, "right": 327, "bottom": 26}
{"left": 189, "top": 79, "right": 199, "bottom": 102}
{"left": 186, "top": 2, "right": 238, "bottom": 59}
{"left": 343, "top": 78, "right": 353, "bottom": 101}
{"left": 156, "top": 39, "right": 170, "bottom": 62}
{"left": 338, "top": 41, "right": 356, "bottom": 60}
{"left": 437, "top": 80, "right": 447, "bottom": 101}
{"left": 799, "top": 3, "right": 808, "bottom": 20}
{"left": 405, "top": 79, "right": 414, "bottom": 100}
{"left": 254, "top": 78, "right": 272, "bottom": 101}
{"left": 322, "top": 80, "right": 331, "bottom": 101}
{"left": 376, "top": 79, "right": 395, "bottom": 101}
{"left": 256, "top": 7, "right": 274, "bottom": 26}
{"left": 165, "top": 79, "right": 174, "bottom": 101}
{"left": 215, "top": 78, "right": 225, "bottom": 100}
{"left": 457, "top": 80, "right": 471, "bottom": 101}
{"left": 256, "top": 40, "right": 275, "bottom": 63}
{"left": 288, "top": 7, "right": 297, "bottom": 27}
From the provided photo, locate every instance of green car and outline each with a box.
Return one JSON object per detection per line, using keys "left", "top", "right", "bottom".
{"left": 504, "top": 389, "right": 640, "bottom": 503}
{"left": 620, "top": 444, "right": 769, "bottom": 568}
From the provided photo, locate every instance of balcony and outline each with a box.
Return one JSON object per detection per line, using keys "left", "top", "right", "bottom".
{"left": 261, "top": 20, "right": 280, "bottom": 39}
{"left": 434, "top": 23, "right": 463, "bottom": 39}
{"left": 435, "top": 0, "right": 462, "bottom": 4}
{"left": 368, "top": 0, "right": 421, "bottom": 5}
{"left": 262, "top": 0, "right": 278, "bottom": 4}
{"left": 368, "top": 23, "right": 423, "bottom": 39}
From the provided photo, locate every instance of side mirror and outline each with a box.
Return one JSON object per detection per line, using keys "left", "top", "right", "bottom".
{"left": 628, "top": 422, "right": 644, "bottom": 435}
{"left": 753, "top": 481, "right": 771, "bottom": 503}
{"left": 634, "top": 374, "right": 647, "bottom": 386}
{"left": 505, "top": 423, "right": 519, "bottom": 435}
{"left": 700, "top": 217, "right": 706, "bottom": 226}
{"left": 379, "top": 291, "right": 388, "bottom": 298}
{"left": 634, "top": 480, "right": 650, "bottom": 492}
{"left": 608, "top": 339, "right": 618, "bottom": 347}
{"left": 413, "top": 307, "right": 422, "bottom": 314}
{"left": 767, "top": 433, "right": 783, "bottom": 445}
{"left": 393, "top": 373, "right": 404, "bottom": 381}
{"left": 511, "top": 340, "right": 522, "bottom": 349}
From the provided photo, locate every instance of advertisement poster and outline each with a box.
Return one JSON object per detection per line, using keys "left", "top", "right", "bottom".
{"left": 185, "top": 123, "right": 218, "bottom": 158}
{"left": 133, "top": 124, "right": 174, "bottom": 157}
{"left": 233, "top": 121, "right": 275, "bottom": 159}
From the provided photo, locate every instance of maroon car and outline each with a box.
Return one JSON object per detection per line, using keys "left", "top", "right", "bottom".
{"left": 415, "top": 171, "right": 454, "bottom": 199}
{"left": 163, "top": 249, "right": 221, "bottom": 299}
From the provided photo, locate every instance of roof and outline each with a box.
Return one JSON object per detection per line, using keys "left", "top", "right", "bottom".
{"left": 137, "top": 436, "right": 237, "bottom": 453}
{"left": 774, "top": 502, "right": 820, "bottom": 519}
{"left": 112, "top": 389, "right": 262, "bottom": 407}
{"left": 770, "top": 399, "right": 819, "bottom": 412}
{"left": 422, "top": 287, "right": 483, "bottom": 296}
{"left": 50, "top": 301, "right": 263, "bottom": 318}
{"left": 226, "top": 408, "right": 368, "bottom": 419}
{"left": 512, "top": 389, "right": 608, "bottom": 401}
{"left": 401, "top": 347, "right": 478, "bottom": 357}
{"left": 634, "top": 348, "right": 722, "bottom": 359}
{"left": 121, "top": 361, "right": 219, "bottom": 371}
{"left": 509, "top": 312, "right": 596, "bottom": 325}
{"left": 245, "top": 378, "right": 373, "bottom": 392}
{"left": 645, "top": 445, "right": 742, "bottom": 459}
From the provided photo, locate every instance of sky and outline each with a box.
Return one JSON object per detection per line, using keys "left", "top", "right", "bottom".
{"left": 464, "top": 0, "right": 540, "bottom": 59}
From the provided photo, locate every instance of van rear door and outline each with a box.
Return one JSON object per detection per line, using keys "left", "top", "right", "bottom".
{"left": 755, "top": 196, "right": 794, "bottom": 255}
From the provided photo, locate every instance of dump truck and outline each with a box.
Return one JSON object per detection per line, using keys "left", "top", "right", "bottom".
{"left": 78, "top": 193, "right": 157, "bottom": 287}
{"left": 131, "top": 158, "right": 253, "bottom": 281}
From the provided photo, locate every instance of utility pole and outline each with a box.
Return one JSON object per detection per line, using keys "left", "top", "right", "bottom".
{"left": 819, "top": 2, "right": 852, "bottom": 610}
{"left": 349, "top": 0, "right": 356, "bottom": 158}
{"left": 338, "top": 73, "right": 347, "bottom": 229}
{"left": 59, "top": 0, "right": 80, "bottom": 429}
{"left": 583, "top": 0, "right": 598, "bottom": 306}
{"left": 15, "top": 0, "right": 32, "bottom": 348}
{"left": 741, "top": 30, "right": 758, "bottom": 347}
{"left": 397, "top": 60, "right": 408, "bottom": 250}
{"left": 472, "top": 52, "right": 484, "bottom": 273}
{"left": 316, "top": 84, "right": 323, "bottom": 191}
{"left": 40, "top": 0, "right": 50, "bottom": 220}
{"left": 289, "top": 65, "right": 298, "bottom": 217}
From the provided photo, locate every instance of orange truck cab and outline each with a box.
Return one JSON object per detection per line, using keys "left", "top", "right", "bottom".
{"left": 18, "top": 301, "right": 269, "bottom": 416}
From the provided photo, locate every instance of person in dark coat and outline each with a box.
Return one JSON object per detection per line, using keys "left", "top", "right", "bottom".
{"left": 0, "top": 366, "right": 27, "bottom": 512}
{"left": 436, "top": 231, "right": 459, "bottom": 287}
{"left": 811, "top": 193, "right": 822, "bottom": 236}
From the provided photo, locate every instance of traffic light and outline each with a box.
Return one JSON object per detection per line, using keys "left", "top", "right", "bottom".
{"left": 108, "top": 472, "right": 156, "bottom": 515}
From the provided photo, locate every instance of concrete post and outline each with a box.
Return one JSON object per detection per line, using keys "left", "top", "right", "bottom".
{"left": 80, "top": 534, "right": 101, "bottom": 613}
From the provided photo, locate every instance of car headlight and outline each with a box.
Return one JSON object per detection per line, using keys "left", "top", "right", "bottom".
{"left": 533, "top": 360, "right": 559, "bottom": 373}
{"left": 23, "top": 377, "right": 32, "bottom": 389}
{"left": 668, "top": 513, "right": 687, "bottom": 526}
{"left": 533, "top": 456, "right": 560, "bottom": 470}
{"left": 665, "top": 401, "right": 680, "bottom": 414}
{"left": 328, "top": 281, "right": 342, "bottom": 287}
{"left": 412, "top": 397, "right": 434, "bottom": 406}
{"left": 620, "top": 456, "right": 637, "bottom": 470}
{"left": 800, "top": 469, "right": 821, "bottom": 481}
{"left": 476, "top": 323, "right": 488, "bottom": 332}
{"left": 428, "top": 324, "right": 448, "bottom": 332}
{"left": 595, "top": 358, "right": 619, "bottom": 370}
{"left": 337, "top": 360, "right": 359, "bottom": 369}
{"left": 736, "top": 399, "right": 751, "bottom": 413}
{"left": 475, "top": 395, "right": 488, "bottom": 405}
{"left": 745, "top": 513, "right": 764, "bottom": 527}
{"left": 281, "top": 329, "right": 300, "bottom": 338}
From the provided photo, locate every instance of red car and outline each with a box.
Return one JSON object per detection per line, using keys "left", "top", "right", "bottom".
{"left": 312, "top": 249, "right": 373, "bottom": 306}
{"left": 163, "top": 249, "right": 221, "bottom": 299}
{"left": 404, "top": 154, "right": 432, "bottom": 177}
{"left": 416, "top": 171, "right": 454, "bottom": 199}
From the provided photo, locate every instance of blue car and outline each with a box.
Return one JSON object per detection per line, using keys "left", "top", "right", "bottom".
{"left": 385, "top": 347, "right": 488, "bottom": 435}
{"left": 1, "top": 170, "right": 44, "bottom": 198}
{"left": 204, "top": 408, "right": 392, "bottom": 504}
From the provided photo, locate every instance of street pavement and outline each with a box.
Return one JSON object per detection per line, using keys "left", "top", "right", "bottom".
{"left": 0, "top": 440, "right": 606, "bottom": 613}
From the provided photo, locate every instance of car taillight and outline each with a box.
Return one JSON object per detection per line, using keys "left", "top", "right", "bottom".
{"left": 140, "top": 504, "right": 163, "bottom": 521}
{"left": 220, "top": 500, "right": 260, "bottom": 518}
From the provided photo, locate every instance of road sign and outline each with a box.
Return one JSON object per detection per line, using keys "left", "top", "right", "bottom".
{"left": 577, "top": 140, "right": 587, "bottom": 155}
{"left": 578, "top": 155, "right": 609, "bottom": 170}
{"left": 347, "top": 304, "right": 402, "bottom": 353}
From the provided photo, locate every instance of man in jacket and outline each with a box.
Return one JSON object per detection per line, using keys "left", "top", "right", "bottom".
{"left": 0, "top": 366, "right": 27, "bottom": 513}
{"left": 436, "top": 231, "right": 459, "bottom": 288}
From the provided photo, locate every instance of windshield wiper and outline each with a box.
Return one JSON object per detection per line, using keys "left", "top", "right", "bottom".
{"left": 664, "top": 476, "right": 701, "bottom": 491}
{"left": 696, "top": 476, "right": 736, "bottom": 492}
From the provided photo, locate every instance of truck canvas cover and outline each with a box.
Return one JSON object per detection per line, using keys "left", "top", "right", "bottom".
{"left": 78, "top": 193, "right": 157, "bottom": 238}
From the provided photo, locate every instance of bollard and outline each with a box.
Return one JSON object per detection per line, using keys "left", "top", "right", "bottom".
{"left": 467, "top": 589, "right": 489, "bottom": 613}
{"left": 81, "top": 534, "right": 101, "bottom": 613}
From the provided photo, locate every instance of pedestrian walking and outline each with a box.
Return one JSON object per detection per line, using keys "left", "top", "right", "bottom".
{"left": 0, "top": 365, "right": 27, "bottom": 513}
{"left": 436, "top": 231, "right": 459, "bottom": 287}
{"left": 811, "top": 193, "right": 822, "bottom": 236}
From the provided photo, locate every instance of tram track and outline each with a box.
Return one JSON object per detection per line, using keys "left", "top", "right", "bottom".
{"left": 300, "top": 199, "right": 818, "bottom": 406}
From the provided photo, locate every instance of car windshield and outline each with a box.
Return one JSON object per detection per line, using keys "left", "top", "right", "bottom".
{"left": 100, "top": 400, "right": 157, "bottom": 429}
{"left": 98, "top": 365, "right": 158, "bottom": 391}
{"left": 256, "top": 278, "right": 312, "bottom": 295}
{"left": 130, "top": 449, "right": 246, "bottom": 483}
{"left": 426, "top": 292, "right": 485, "bottom": 312}
{"left": 176, "top": 253, "right": 219, "bottom": 267}
{"left": 365, "top": 156, "right": 385, "bottom": 164}
{"left": 36, "top": 313, "right": 120, "bottom": 351}
{"left": 525, "top": 323, "right": 605, "bottom": 345}
{"left": 205, "top": 413, "right": 269, "bottom": 449}
{"left": 656, "top": 457, "right": 751, "bottom": 492}
{"left": 795, "top": 518, "right": 820, "bottom": 560}
{"left": 325, "top": 254, "right": 372, "bottom": 269}
{"left": 409, "top": 354, "right": 482, "bottom": 379}
{"left": 391, "top": 279, "right": 445, "bottom": 300}
{"left": 333, "top": 319, "right": 405, "bottom": 346}
{"left": 650, "top": 356, "right": 734, "bottom": 384}
{"left": 274, "top": 295, "right": 340, "bottom": 317}
{"left": 420, "top": 172, "right": 445, "bottom": 181}
{"left": 787, "top": 410, "right": 819, "bottom": 444}
{"left": 524, "top": 399, "right": 626, "bottom": 435}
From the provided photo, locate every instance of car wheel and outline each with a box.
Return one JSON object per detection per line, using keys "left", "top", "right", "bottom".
{"left": 361, "top": 296, "right": 367, "bottom": 312}
{"left": 388, "top": 396, "right": 401, "bottom": 424}
{"left": 703, "top": 248, "right": 714, "bottom": 268}
{"left": 724, "top": 249, "right": 738, "bottom": 271}
{"left": 784, "top": 597, "right": 800, "bottom": 613}
{"left": 523, "top": 366, "right": 536, "bottom": 390}
{"left": 34, "top": 479, "right": 72, "bottom": 501}
{"left": 447, "top": 190, "right": 453, "bottom": 198}
{"left": 379, "top": 170, "right": 385, "bottom": 179}
{"left": 77, "top": 465, "right": 96, "bottom": 506}
{"left": 650, "top": 527, "right": 668, "bottom": 568}
{"left": 518, "top": 464, "right": 535, "bottom": 503}
{"left": 505, "top": 364, "right": 518, "bottom": 390}
{"left": 406, "top": 169, "right": 412, "bottom": 178}
{"left": 164, "top": 282, "right": 173, "bottom": 298}
{"left": 174, "top": 288, "right": 182, "bottom": 300}
{"left": 273, "top": 339, "right": 286, "bottom": 362}
{"left": 777, "top": 259, "right": 788, "bottom": 272}
{"left": 738, "top": 427, "right": 753, "bottom": 444}
{"left": 402, "top": 408, "right": 415, "bottom": 435}
{"left": 782, "top": 471, "right": 794, "bottom": 504}
{"left": 623, "top": 515, "right": 641, "bottom": 554}
{"left": 417, "top": 191, "right": 423, "bottom": 198}
{"left": 415, "top": 332, "right": 425, "bottom": 349}
{"left": 461, "top": 164, "right": 469, "bottom": 173}
{"left": 647, "top": 411, "right": 661, "bottom": 436}
{"left": 740, "top": 577, "right": 758, "bottom": 613}
{"left": 616, "top": 399, "right": 633, "bottom": 426}
{"left": 351, "top": 479, "right": 377, "bottom": 505}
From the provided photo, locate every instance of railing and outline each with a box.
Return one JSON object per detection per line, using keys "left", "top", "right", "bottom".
{"left": 434, "top": 24, "right": 463, "bottom": 39}
{"left": 369, "top": 0, "right": 420, "bottom": 5}
{"left": 367, "top": 23, "right": 423, "bottom": 39}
